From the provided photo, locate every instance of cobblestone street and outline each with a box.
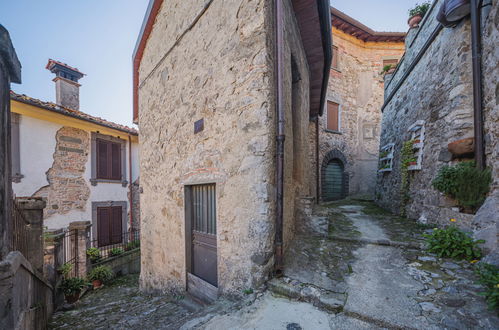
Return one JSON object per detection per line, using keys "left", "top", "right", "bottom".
{"left": 49, "top": 200, "right": 499, "bottom": 329}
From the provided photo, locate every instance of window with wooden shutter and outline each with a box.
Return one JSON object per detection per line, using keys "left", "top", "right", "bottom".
{"left": 326, "top": 101, "right": 340, "bottom": 132}
{"left": 332, "top": 46, "right": 339, "bottom": 70}
{"left": 97, "top": 205, "right": 123, "bottom": 247}
{"left": 96, "top": 138, "right": 122, "bottom": 180}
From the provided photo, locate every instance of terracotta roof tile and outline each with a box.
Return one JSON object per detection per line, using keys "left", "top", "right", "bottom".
{"left": 10, "top": 91, "right": 138, "bottom": 136}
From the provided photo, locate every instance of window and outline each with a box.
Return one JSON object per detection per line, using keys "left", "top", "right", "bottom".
{"left": 407, "top": 120, "right": 426, "bottom": 171}
{"left": 11, "top": 113, "right": 23, "bottom": 182}
{"left": 92, "top": 201, "right": 127, "bottom": 247}
{"left": 378, "top": 143, "right": 395, "bottom": 172}
{"left": 326, "top": 101, "right": 340, "bottom": 132}
{"left": 332, "top": 46, "right": 339, "bottom": 70}
{"left": 91, "top": 132, "right": 127, "bottom": 186}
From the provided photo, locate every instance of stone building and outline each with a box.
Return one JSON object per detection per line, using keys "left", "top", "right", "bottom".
{"left": 317, "top": 8, "right": 405, "bottom": 201}
{"left": 376, "top": 0, "right": 498, "bottom": 256}
{"left": 10, "top": 60, "right": 141, "bottom": 242}
{"left": 134, "top": 0, "right": 331, "bottom": 298}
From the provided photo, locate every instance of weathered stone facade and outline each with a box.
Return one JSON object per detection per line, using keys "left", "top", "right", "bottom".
{"left": 376, "top": 0, "right": 498, "bottom": 254}
{"left": 33, "top": 127, "right": 91, "bottom": 218}
{"left": 137, "top": 0, "right": 319, "bottom": 295}
{"left": 318, "top": 20, "right": 404, "bottom": 199}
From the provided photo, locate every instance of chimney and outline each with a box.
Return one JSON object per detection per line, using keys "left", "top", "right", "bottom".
{"left": 46, "top": 59, "right": 85, "bottom": 110}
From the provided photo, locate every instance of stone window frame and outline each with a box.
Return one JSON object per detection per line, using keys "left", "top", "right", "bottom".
{"left": 331, "top": 45, "right": 340, "bottom": 72}
{"left": 11, "top": 113, "right": 23, "bottom": 183}
{"left": 91, "top": 200, "right": 128, "bottom": 242}
{"left": 324, "top": 99, "right": 342, "bottom": 134}
{"left": 407, "top": 120, "right": 426, "bottom": 171}
{"left": 90, "top": 132, "right": 128, "bottom": 187}
{"left": 379, "top": 143, "right": 395, "bottom": 172}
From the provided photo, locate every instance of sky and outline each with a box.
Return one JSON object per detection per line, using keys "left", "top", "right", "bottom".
{"left": 0, "top": 0, "right": 417, "bottom": 127}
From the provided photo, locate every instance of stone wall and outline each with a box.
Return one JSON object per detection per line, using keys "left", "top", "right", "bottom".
{"left": 138, "top": 0, "right": 275, "bottom": 295}
{"left": 376, "top": 0, "right": 497, "bottom": 234}
{"left": 138, "top": 0, "right": 313, "bottom": 295}
{"left": 318, "top": 28, "right": 404, "bottom": 198}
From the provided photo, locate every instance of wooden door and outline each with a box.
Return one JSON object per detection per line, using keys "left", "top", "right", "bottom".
{"left": 188, "top": 184, "right": 217, "bottom": 287}
{"left": 323, "top": 160, "right": 344, "bottom": 201}
{"left": 97, "top": 206, "right": 122, "bottom": 247}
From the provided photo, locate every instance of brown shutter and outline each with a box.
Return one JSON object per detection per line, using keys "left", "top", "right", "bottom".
{"left": 332, "top": 46, "right": 339, "bottom": 69}
{"left": 97, "top": 207, "right": 111, "bottom": 247}
{"left": 111, "top": 142, "right": 121, "bottom": 180}
{"left": 97, "top": 139, "right": 109, "bottom": 179}
{"left": 327, "top": 101, "right": 339, "bottom": 131}
{"left": 110, "top": 206, "right": 123, "bottom": 244}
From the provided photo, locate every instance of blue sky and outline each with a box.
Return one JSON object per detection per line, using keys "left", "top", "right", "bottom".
{"left": 0, "top": 0, "right": 417, "bottom": 127}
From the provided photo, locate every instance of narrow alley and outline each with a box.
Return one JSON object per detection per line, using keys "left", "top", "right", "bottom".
{"left": 49, "top": 200, "right": 499, "bottom": 329}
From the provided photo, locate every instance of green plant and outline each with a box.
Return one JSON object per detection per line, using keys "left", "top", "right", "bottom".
{"left": 399, "top": 140, "right": 415, "bottom": 215}
{"left": 86, "top": 247, "right": 101, "bottom": 263}
{"left": 423, "top": 226, "right": 484, "bottom": 261}
{"left": 379, "top": 64, "right": 393, "bottom": 75}
{"left": 432, "top": 161, "right": 491, "bottom": 211}
{"left": 243, "top": 288, "right": 254, "bottom": 295}
{"left": 109, "top": 248, "right": 124, "bottom": 257}
{"left": 59, "top": 277, "right": 87, "bottom": 295}
{"left": 58, "top": 263, "right": 73, "bottom": 277}
{"left": 409, "top": 2, "right": 431, "bottom": 17}
{"left": 125, "top": 240, "right": 140, "bottom": 251}
{"left": 475, "top": 263, "right": 499, "bottom": 311}
{"left": 87, "top": 265, "right": 114, "bottom": 283}
{"left": 379, "top": 150, "right": 389, "bottom": 158}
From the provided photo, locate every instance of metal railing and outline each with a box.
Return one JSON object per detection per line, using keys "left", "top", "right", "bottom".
{"left": 58, "top": 229, "right": 79, "bottom": 278}
{"left": 90, "top": 229, "right": 140, "bottom": 263}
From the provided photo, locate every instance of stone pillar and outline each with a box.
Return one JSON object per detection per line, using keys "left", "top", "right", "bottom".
{"left": 0, "top": 25, "right": 21, "bottom": 260}
{"left": 68, "top": 221, "right": 91, "bottom": 278}
{"left": 16, "top": 197, "right": 46, "bottom": 273}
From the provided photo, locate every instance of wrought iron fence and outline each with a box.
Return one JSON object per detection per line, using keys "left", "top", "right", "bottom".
{"left": 58, "top": 229, "right": 79, "bottom": 278}
{"left": 89, "top": 229, "right": 140, "bottom": 263}
{"left": 11, "top": 198, "right": 29, "bottom": 256}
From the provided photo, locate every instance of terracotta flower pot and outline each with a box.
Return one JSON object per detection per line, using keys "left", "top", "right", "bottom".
{"left": 408, "top": 161, "right": 418, "bottom": 166}
{"left": 408, "top": 14, "right": 423, "bottom": 28}
{"left": 413, "top": 139, "right": 421, "bottom": 144}
{"left": 92, "top": 279, "right": 103, "bottom": 289}
{"left": 65, "top": 290, "right": 81, "bottom": 304}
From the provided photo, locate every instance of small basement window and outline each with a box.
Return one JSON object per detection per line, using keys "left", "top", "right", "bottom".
{"left": 407, "top": 120, "right": 425, "bottom": 171}
{"left": 378, "top": 143, "right": 394, "bottom": 172}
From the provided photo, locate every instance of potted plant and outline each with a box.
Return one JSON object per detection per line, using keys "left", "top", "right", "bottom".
{"left": 87, "top": 265, "right": 114, "bottom": 289}
{"left": 413, "top": 139, "right": 421, "bottom": 144}
{"left": 57, "top": 262, "right": 73, "bottom": 277}
{"left": 60, "top": 277, "right": 87, "bottom": 303}
{"left": 380, "top": 64, "right": 396, "bottom": 76}
{"left": 407, "top": 158, "right": 418, "bottom": 166}
{"left": 408, "top": 2, "right": 431, "bottom": 28}
{"left": 86, "top": 247, "right": 101, "bottom": 263}
{"left": 125, "top": 240, "right": 140, "bottom": 251}
{"left": 109, "top": 248, "right": 124, "bottom": 257}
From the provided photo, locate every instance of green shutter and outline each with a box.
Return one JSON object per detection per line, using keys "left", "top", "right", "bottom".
{"left": 323, "top": 160, "right": 344, "bottom": 201}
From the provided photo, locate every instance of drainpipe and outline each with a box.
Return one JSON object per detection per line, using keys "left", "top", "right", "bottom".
{"left": 274, "top": 0, "right": 285, "bottom": 276}
{"left": 128, "top": 135, "right": 134, "bottom": 235}
{"left": 470, "top": 0, "right": 485, "bottom": 170}
{"left": 315, "top": 116, "right": 320, "bottom": 203}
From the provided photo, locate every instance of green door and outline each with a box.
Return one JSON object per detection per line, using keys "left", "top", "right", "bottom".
{"left": 323, "top": 160, "right": 344, "bottom": 201}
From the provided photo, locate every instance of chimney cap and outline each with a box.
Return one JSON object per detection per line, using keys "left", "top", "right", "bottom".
{"left": 46, "top": 59, "right": 85, "bottom": 82}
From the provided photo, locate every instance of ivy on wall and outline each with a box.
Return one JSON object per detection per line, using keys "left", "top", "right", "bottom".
{"left": 399, "top": 140, "right": 415, "bottom": 216}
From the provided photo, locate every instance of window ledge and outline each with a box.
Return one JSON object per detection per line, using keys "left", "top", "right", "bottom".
{"left": 325, "top": 129, "right": 342, "bottom": 135}
{"left": 12, "top": 174, "right": 24, "bottom": 183}
{"left": 331, "top": 68, "right": 341, "bottom": 73}
{"left": 90, "top": 178, "right": 128, "bottom": 187}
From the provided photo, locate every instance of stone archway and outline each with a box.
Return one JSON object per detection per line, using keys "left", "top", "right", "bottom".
{"left": 321, "top": 149, "right": 349, "bottom": 201}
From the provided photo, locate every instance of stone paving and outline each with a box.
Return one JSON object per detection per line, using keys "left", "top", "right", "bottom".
{"left": 49, "top": 199, "right": 499, "bottom": 329}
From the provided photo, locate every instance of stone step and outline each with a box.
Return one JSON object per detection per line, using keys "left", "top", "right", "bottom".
{"left": 178, "top": 293, "right": 207, "bottom": 312}
{"left": 328, "top": 234, "right": 424, "bottom": 250}
{"left": 267, "top": 277, "right": 346, "bottom": 313}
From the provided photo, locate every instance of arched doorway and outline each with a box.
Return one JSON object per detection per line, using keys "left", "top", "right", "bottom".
{"left": 321, "top": 149, "right": 349, "bottom": 201}
{"left": 323, "top": 159, "right": 344, "bottom": 201}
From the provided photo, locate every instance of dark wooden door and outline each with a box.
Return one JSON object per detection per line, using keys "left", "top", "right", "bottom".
{"left": 323, "top": 160, "right": 344, "bottom": 201}
{"left": 190, "top": 184, "right": 217, "bottom": 287}
{"left": 97, "top": 206, "right": 122, "bottom": 247}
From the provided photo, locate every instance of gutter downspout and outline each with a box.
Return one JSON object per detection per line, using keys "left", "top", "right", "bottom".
{"left": 315, "top": 117, "right": 320, "bottom": 203}
{"left": 470, "top": 0, "right": 486, "bottom": 170}
{"left": 274, "top": 0, "right": 285, "bottom": 276}
{"left": 128, "top": 136, "right": 134, "bottom": 235}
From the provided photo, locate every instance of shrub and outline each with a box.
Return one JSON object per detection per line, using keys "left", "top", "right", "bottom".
{"left": 409, "top": 2, "right": 431, "bottom": 17}
{"left": 125, "top": 240, "right": 140, "bottom": 251}
{"left": 475, "top": 263, "right": 499, "bottom": 311}
{"left": 432, "top": 161, "right": 491, "bottom": 211}
{"left": 59, "top": 277, "right": 87, "bottom": 295}
{"left": 423, "top": 226, "right": 484, "bottom": 260}
{"left": 109, "top": 248, "right": 124, "bottom": 257}
{"left": 57, "top": 262, "right": 73, "bottom": 277}
{"left": 88, "top": 265, "right": 114, "bottom": 283}
{"left": 86, "top": 247, "right": 101, "bottom": 263}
